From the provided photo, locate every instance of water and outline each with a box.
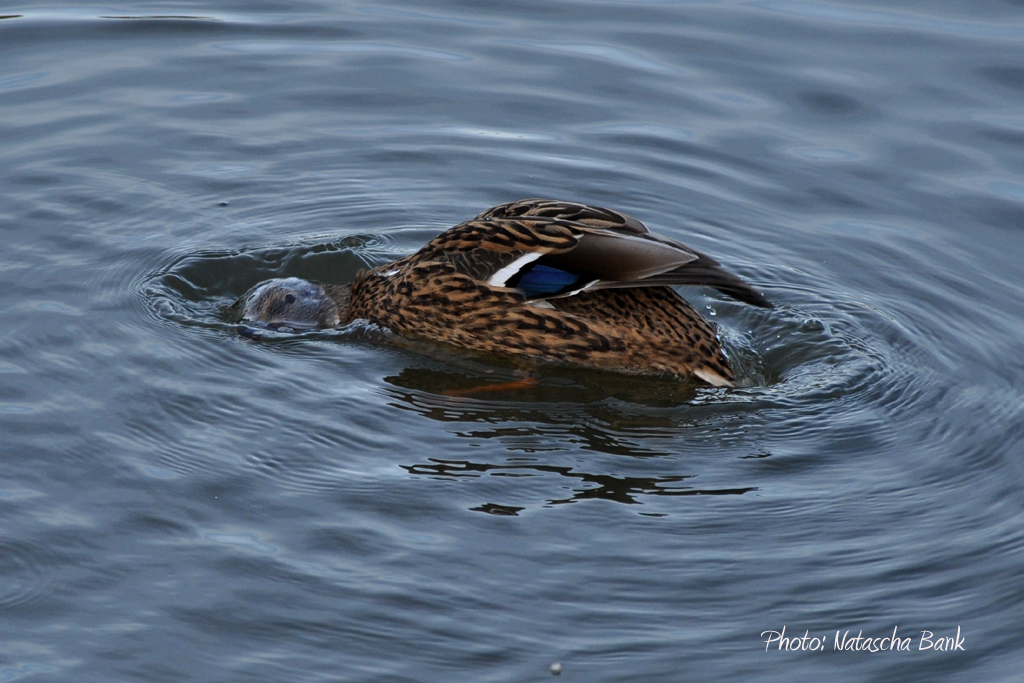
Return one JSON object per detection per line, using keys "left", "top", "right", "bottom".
{"left": 2, "top": 1, "right": 1024, "bottom": 681}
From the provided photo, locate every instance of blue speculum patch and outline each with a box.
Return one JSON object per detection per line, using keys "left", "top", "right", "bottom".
{"left": 512, "top": 263, "right": 587, "bottom": 298}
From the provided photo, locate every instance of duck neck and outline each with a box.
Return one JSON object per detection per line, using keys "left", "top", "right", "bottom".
{"left": 322, "top": 283, "right": 353, "bottom": 324}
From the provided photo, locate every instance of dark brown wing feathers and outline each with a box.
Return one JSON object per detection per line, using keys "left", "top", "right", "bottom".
{"left": 469, "top": 199, "right": 773, "bottom": 308}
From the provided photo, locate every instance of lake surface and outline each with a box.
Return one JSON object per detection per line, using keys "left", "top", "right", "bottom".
{"left": 2, "top": 1, "right": 1024, "bottom": 681}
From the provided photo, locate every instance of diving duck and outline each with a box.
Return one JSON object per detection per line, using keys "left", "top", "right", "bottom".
{"left": 236, "top": 199, "right": 773, "bottom": 386}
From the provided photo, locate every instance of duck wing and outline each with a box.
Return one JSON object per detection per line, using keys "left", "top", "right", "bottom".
{"left": 563, "top": 235, "right": 774, "bottom": 308}
{"left": 419, "top": 200, "right": 773, "bottom": 308}
{"left": 475, "top": 198, "right": 651, "bottom": 235}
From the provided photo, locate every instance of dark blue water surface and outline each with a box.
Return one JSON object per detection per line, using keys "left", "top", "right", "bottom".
{"left": 2, "top": 1, "right": 1024, "bottom": 681}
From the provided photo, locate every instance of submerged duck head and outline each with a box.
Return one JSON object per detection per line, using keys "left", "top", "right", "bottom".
{"left": 234, "top": 277, "right": 350, "bottom": 331}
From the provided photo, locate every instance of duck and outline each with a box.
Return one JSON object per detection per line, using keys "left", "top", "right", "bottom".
{"left": 235, "top": 199, "right": 773, "bottom": 386}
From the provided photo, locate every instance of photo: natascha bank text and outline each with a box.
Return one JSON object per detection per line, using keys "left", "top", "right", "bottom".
{"left": 761, "top": 626, "right": 966, "bottom": 653}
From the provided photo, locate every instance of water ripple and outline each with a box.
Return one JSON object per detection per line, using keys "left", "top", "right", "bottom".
{"left": 0, "top": 539, "right": 52, "bottom": 615}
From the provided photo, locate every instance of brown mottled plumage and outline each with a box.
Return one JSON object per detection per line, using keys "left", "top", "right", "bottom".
{"left": 236, "top": 199, "right": 773, "bottom": 386}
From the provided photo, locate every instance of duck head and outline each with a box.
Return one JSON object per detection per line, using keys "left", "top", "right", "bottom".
{"left": 233, "top": 277, "right": 351, "bottom": 330}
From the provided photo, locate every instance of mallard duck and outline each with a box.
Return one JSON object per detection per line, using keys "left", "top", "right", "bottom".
{"left": 236, "top": 199, "right": 773, "bottom": 386}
